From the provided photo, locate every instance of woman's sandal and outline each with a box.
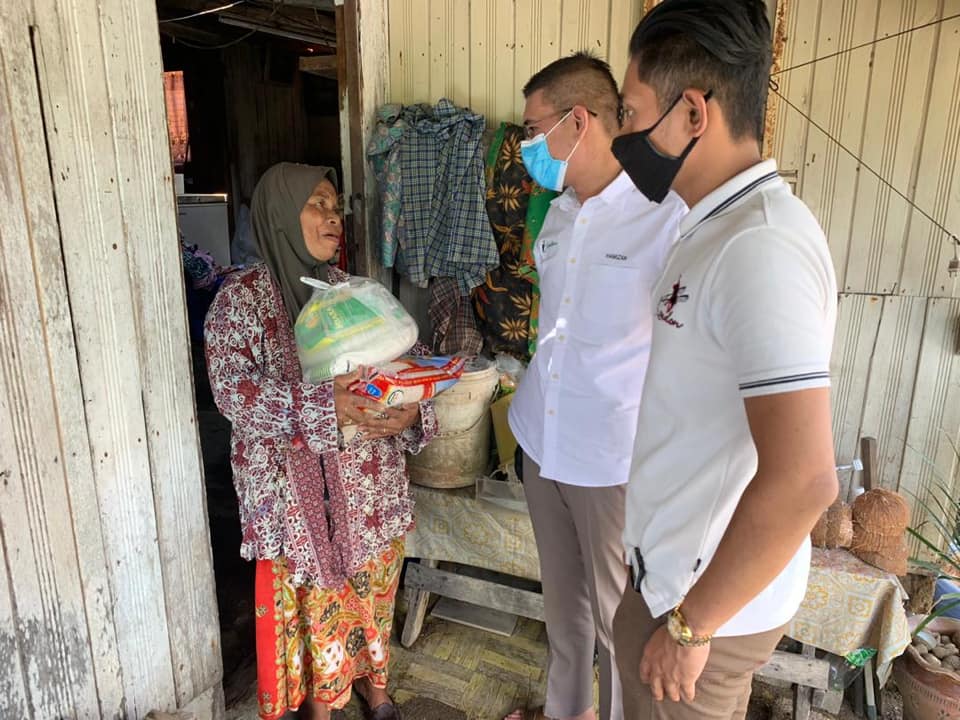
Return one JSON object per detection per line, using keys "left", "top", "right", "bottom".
{"left": 357, "top": 695, "right": 401, "bottom": 720}
{"left": 503, "top": 707, "right": 546, "bottom": 720}
{"left": 353, "top": 680, "right": 401, "bottom": 720}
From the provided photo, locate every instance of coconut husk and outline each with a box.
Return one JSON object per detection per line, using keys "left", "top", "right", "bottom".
{"left": 853, "top": 546, "right": 909, "bottom": 576}
{"left": 852, "top": 488, "right": 910, "bottom": 528}
{"left": 851, "top": 488, "right": 910, "bottom": 554}
{"left": 812, "top": 502, "right": 854, "bottom": 549}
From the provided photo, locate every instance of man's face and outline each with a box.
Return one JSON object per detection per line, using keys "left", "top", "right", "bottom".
{"left": 522, "top": 89, "right": 578, "bottom": 161}
{"left": 619, "top": 58, "right": 690, "bottom": 156}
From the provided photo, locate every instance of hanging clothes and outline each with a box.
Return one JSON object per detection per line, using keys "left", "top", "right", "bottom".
{"left": 473, "top": 123, "right": 556, "bottom": 359}
{"left": 368, "top": 99, "right": 499, "bottom": 294}
{"left": 429, "top": 277, "right": 483, "bottom": 355}
{"left": 367, "top": 104, "right": 406, "bottom": 269}
{"left": 519, "top": 183, "right": 555, "bottom": 357}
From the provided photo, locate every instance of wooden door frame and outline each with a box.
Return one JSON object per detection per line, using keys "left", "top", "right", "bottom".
{"left": 335, "top": 0, "right": 390, "bottom": 284}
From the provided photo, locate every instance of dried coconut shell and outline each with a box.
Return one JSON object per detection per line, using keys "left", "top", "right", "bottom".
{"left": 852, "top": 545, "right": 909, "bottom": 576}
{"left": 812, "top": 502, "right": 854, "bottom": 548}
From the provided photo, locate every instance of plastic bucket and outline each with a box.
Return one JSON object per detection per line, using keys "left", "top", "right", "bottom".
{"left": 407, "top": 357, "right": 499, "bottom": 489}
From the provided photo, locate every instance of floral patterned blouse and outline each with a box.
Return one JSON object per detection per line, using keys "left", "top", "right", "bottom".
{"left": 205, "top": 264, "right": 437, "bottom": 588}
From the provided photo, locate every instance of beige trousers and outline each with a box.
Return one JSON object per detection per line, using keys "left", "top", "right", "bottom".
{"left": 613, "top": 579, "right": 785, "bottom": 720}
{"left": 523, "top": 453, "right": 628, "bottom": 720}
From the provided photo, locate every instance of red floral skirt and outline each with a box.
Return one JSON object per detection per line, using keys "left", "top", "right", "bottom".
{"left": 254, "top": 538, "right": 404, "bottom": 719}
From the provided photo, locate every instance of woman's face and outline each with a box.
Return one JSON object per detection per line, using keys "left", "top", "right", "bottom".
{"left": 300, "top": 178, "right": 342, "bottom": 262}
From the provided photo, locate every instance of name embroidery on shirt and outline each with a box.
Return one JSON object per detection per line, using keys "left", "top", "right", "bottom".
{"left": 657, "top": 276, "right": 689, "bottom": 328}
{"left": 605, "top": 253, "right": 628, "bottom": 261}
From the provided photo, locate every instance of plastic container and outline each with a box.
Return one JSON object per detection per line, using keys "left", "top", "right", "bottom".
{"left": 407, "top": 357, "right": 499, "bottom": 489}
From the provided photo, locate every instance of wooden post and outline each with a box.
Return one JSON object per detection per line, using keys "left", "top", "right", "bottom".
{"left": 860, "top": 436, "right": 878, "bottom": 491}
{"left": 401, "top": 559, "right": 439, "bottom": 648}
{"left": 792, "top": 644, "right": 817, "bottom": 720}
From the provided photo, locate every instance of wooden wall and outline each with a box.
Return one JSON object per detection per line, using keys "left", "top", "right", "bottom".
{"left": 386, "top": 0, "right": 647, "bottom": 124}
{"left": 223, "top": 41, "right": 342, "bottom": 212}
{"left": 772, "top": 0, "right": 960, "bottom": 550}
{"left": 384, "top": 0, "right": 960, "bottom": 550}
{"left": 0, "top": 0, "right": 222, "bottom": 717}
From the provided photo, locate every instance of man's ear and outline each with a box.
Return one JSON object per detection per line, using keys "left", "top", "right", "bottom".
{"left": 682, "top": 89, "right": 710, "bottom": 138}
{"left": 573, "top": 105, "right": 594, "bottom": 133}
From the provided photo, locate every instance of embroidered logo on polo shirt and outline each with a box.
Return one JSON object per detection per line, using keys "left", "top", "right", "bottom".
{"left": 657, "top": 276, "right": 689, "bottom": 328}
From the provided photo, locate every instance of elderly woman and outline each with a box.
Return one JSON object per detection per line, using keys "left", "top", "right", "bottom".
{"left": 205, "top": 163, "right": 435, "bottom": 720}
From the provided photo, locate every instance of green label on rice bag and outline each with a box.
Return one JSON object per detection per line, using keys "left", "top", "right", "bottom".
{"left": 295, "top": 295, "right": 385, "bottom": 350}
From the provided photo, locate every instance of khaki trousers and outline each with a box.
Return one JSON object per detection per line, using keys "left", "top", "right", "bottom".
{"left": 523, "top": 453, "right": 628, "bottom": 720}
{"left": 613, "top": 579, "right": 785, "bottom": 720}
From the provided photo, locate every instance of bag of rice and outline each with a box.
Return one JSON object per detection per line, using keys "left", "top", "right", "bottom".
{"left": 294, "top": 276, "right": 418, "bottom": 381}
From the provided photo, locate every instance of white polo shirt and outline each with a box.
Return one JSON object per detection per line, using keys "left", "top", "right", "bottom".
{"left": 509, "top": 171, "right": 685, "bottom": 487}
{"left": 623, "top": 159, "right": 837, "bottom": 637}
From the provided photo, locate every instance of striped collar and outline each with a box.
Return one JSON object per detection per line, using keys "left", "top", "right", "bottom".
{"left": 678, "top": 159, "right": 780, "bottom": 240}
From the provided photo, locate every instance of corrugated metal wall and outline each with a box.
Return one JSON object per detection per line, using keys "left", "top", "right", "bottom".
{"left": 386, "top": 0, "right": 646, "bottom": 123}
{"left": 772, "top": 0, "right": 960, "bottom": 549}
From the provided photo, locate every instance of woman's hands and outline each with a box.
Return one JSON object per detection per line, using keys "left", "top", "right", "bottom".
{"left": 333, "top": 373, "right": 421, "bottom": 441}
{"left": 357, "top": 403, "right": 421, "bottom": 441}
{"left": 333, "top": 372, "right": 377, "bottom": 428}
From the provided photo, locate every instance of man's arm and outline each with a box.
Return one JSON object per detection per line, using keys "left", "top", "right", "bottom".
{"left": 681, "top": 385, "right": 838, "bottom": 635}
{"left": 639, "top": 386, "right": 838, "bottom": 704}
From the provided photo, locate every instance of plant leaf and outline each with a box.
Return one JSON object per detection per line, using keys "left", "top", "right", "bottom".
{"left": 915, "top": 598, "right": 960, "bottom": 635}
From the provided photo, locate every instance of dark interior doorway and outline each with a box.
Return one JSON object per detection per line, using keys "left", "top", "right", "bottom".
{"left": 155, "top": 0, "right": 342, "bottom": 706}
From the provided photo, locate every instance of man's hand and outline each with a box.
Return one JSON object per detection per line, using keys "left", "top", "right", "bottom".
{"left": 356, "top": 403, "right": 421, "bottom": 441}
{"left": 639, "top": 626, "right": 710, "bottom": 704}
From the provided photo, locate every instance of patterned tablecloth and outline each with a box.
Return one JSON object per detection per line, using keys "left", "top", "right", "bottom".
{"left": 788, "top": 548, "right": 911, "bottom": 683}
{"left": 405, "top": 487, "right": 911, "bottom": 681}
{"left": 405, "top": 484, "right": 541, "bottom": 580}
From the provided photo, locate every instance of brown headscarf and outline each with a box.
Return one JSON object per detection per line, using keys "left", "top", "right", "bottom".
{"left": 251, "top": 162, "right": 339, "bottom": 324}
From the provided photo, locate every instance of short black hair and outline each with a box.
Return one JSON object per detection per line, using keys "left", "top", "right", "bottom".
{"left": 523, "top": 52, "right": 621, "bottom": 134}
{"left": 628, "top": 0, "right": 771, "bottom": 142}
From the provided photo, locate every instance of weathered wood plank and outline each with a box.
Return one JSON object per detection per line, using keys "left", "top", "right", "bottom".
{"left": 829, "top": 293, "right": 882, "bottom": 498}
{"left": 901, "top": 0, "right": 960, "bottom": 300}
{"left": 813, "top": 686, "right": 845, "bottom": 714}
{"left": 404, "top": 563, "right": 546, "bottom": 623}
{"left": 300, "top": 54, "right": 338, "bottom": 76}
{"left": 756, "top": 648, "right": 830, "bottom": 691}
{"left": 859, "top": 295, "right": 926, "bottom": 491}
{"left": 97, "top": 0, "right": 222, "bottom": 705}
{"left": 845, "top": 1, "right": 940, "bottom": 295}
{"left": 0, "top": 2, "right": 118, "bottom": 715}
{"left": 385, "top": 0, "right": 646, "bottom": 123}
{"left": 899, "top": 297, "right": 960, "bottom": 557}
{"left": 402, "top": 559, "right": 438, "bottom": 648}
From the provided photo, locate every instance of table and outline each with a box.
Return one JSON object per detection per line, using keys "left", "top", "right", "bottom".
{"left": 789, "top": 548, "right": 911, "bottom": 684}
{"left": 402, "top": 485, "right": 912, "bottom": 716}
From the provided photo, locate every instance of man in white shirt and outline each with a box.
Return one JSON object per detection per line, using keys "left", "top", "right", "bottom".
{"left": 609, "top": 2, "right": 839, "bottom": 718}
{"left": 506, "top": 53, "right": 685, "bottom": 720}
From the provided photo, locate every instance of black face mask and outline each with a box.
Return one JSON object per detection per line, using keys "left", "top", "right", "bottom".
{"left": 611, "top": 90, "right": 713, "bottom": 203}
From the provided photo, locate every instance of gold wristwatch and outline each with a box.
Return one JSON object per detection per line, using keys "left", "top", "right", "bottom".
{"left": 667, "top": 606, "right": 713, "bottom": 647}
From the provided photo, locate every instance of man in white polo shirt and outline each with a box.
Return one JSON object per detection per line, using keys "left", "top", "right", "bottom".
{"left": 608, "top": 2, "right": 839, "bottom": 718}
{"left": 506, "top": 53, "right": 685, "bottom": 720}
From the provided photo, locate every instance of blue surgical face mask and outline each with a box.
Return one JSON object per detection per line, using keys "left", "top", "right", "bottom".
{"left": 520, "top": 111, "right": 583, "bottom": 192}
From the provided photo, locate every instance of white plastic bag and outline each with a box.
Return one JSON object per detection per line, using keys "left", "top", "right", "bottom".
{"left": 294, "top": 276, "right": 418, "bottom": 382}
